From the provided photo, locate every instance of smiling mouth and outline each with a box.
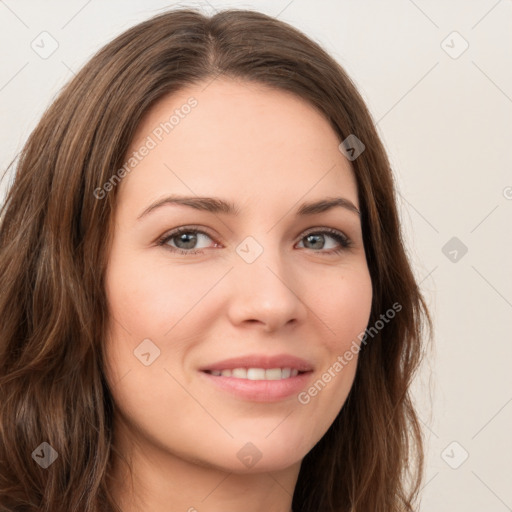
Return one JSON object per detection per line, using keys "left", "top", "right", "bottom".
{"left": 202, "top": 368, "right": 309, "bottom": 380}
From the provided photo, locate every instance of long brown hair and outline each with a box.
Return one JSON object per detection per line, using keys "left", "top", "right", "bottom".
{"left": 0, "top": 8, "right": 432, "bottom": 512}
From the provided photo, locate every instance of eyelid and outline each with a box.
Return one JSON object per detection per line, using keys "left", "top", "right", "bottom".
{"left": 300, "top": 226, "right": 349, "bottom": 241}
{"left": 157, "top": 224, "right": 219, "bottom": 243}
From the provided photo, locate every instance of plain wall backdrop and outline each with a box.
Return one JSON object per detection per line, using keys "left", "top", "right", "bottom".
{"left": 1, "top": 1, "right": 511, "bottom": 510}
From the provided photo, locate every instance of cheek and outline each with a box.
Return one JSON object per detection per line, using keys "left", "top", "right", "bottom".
{"left": 313, "top": 264, "right": 373, "bottom": 350}
{"left": 104, "top": 251, "right": 218, "bottom": 336}
{"left": 292, "top": 266, "right": 372, "bottom": 439}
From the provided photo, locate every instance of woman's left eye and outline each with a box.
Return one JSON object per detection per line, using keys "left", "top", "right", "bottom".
{"left": 297, "top": 228, "right": 351, "bottom": 254}
{"left": 157, "top": 227, "right": 351, "bottom": 255}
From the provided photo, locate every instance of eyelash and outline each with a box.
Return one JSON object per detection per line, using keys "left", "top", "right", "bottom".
{"left": 156, "top": 226, "right": 352, "bottom": 256}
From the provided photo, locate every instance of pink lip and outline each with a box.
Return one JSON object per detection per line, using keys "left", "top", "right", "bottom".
{"left": 199, "top": 370, "right": 313, "bottom": 402}
{"left": 198, "top": 353, "right": 314, "bottom": 402}
{"left": 198, "top": 353, "right": 314, "bottom": 372}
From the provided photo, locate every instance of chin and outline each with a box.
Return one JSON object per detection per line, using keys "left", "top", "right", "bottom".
{"left": 211, "top": 437, "right": 310, "bottom": 474}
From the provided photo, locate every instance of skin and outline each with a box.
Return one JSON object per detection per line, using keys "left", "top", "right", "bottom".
{"left": 103, "top": 78, "right": 373, "bottom": 512}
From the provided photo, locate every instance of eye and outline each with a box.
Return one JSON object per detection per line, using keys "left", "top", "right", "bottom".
{"left": 296, "top": 228, "right": 352, "bottom": 255}
{"left": 157, "top": 227, "right": 217, "bottom": 255}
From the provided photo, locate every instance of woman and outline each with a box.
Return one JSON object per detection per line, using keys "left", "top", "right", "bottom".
{"left": 0, "top": 8, "right": 432, "bottom": 512}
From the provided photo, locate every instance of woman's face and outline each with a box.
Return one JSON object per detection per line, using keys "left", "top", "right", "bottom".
{"left": 104, "top": 78, "right": 372, "bottom": 474}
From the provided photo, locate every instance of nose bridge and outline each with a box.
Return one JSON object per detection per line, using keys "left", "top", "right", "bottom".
{"left": 236, "top": 232, "right": 287, "bottom": 286}
{"left": 227, "top": 232, "right": 306, "bottom": 330}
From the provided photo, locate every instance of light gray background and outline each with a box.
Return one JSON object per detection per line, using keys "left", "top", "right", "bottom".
{"left": 1, "top": 1, "right": 511, "bottom": 510}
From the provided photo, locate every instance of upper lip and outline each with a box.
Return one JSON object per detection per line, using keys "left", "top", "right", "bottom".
{"left": 199, "top": 354, "right": 314, "bottom": 372}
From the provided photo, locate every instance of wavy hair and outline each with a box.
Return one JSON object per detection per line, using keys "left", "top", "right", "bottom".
{"left": 0, "top": 8, "right": 432, "bottom": 512}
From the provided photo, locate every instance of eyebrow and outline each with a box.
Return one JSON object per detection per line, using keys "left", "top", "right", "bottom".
{"left": 137, "top": 195, "right": 360, "bottom": 220}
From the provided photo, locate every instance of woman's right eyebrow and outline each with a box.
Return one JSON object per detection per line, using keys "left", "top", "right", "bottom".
{"left": 137, "top": 195, "right": 360, "bottom": 220}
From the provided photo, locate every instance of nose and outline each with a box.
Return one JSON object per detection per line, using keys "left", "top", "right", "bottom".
{"left": 226, "top": 244, "right": 308, "bottom": 332}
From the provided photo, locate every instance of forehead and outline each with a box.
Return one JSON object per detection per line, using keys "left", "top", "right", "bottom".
{"left": 118, "top": 78, "right": 358, "bottom": 213}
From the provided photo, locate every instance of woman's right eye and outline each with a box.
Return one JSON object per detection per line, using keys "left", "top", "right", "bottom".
{"left": 157, "top": 228, "right": 218, "bottom": 255}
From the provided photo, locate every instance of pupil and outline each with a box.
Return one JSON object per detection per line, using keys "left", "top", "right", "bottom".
{"left": 177, "top": 233, "right": 197, "bottom": 249}
{"left": 306, "top": 234, "right": 324, "bottom": 249}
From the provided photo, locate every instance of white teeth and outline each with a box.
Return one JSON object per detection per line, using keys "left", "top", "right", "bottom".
{"left": 208, "top": 367, "right": 302, "bottom": 380}
{"left": 247, "top": 368, "right": 266, "bottom": 380}
{"left": 264, "top": 368, "right": 282, "bottom": 380}
{"left": 231, "top": 368, "right": 247, "bottom": 378}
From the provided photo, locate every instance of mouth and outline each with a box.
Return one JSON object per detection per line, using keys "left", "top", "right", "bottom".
{"left": 202, "top": 367, "right": 309, "bottom": 380}
{"left": 198, "top": 353, "right": 314, "bottom": 401}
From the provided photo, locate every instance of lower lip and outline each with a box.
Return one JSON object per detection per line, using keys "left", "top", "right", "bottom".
{"left": 199, "top": 370, "right": 313, "bottom": 402}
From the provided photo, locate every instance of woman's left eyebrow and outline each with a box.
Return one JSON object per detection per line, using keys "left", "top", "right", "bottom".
{"left": 137, "top": 195, "right": 360, "bottom": 220}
